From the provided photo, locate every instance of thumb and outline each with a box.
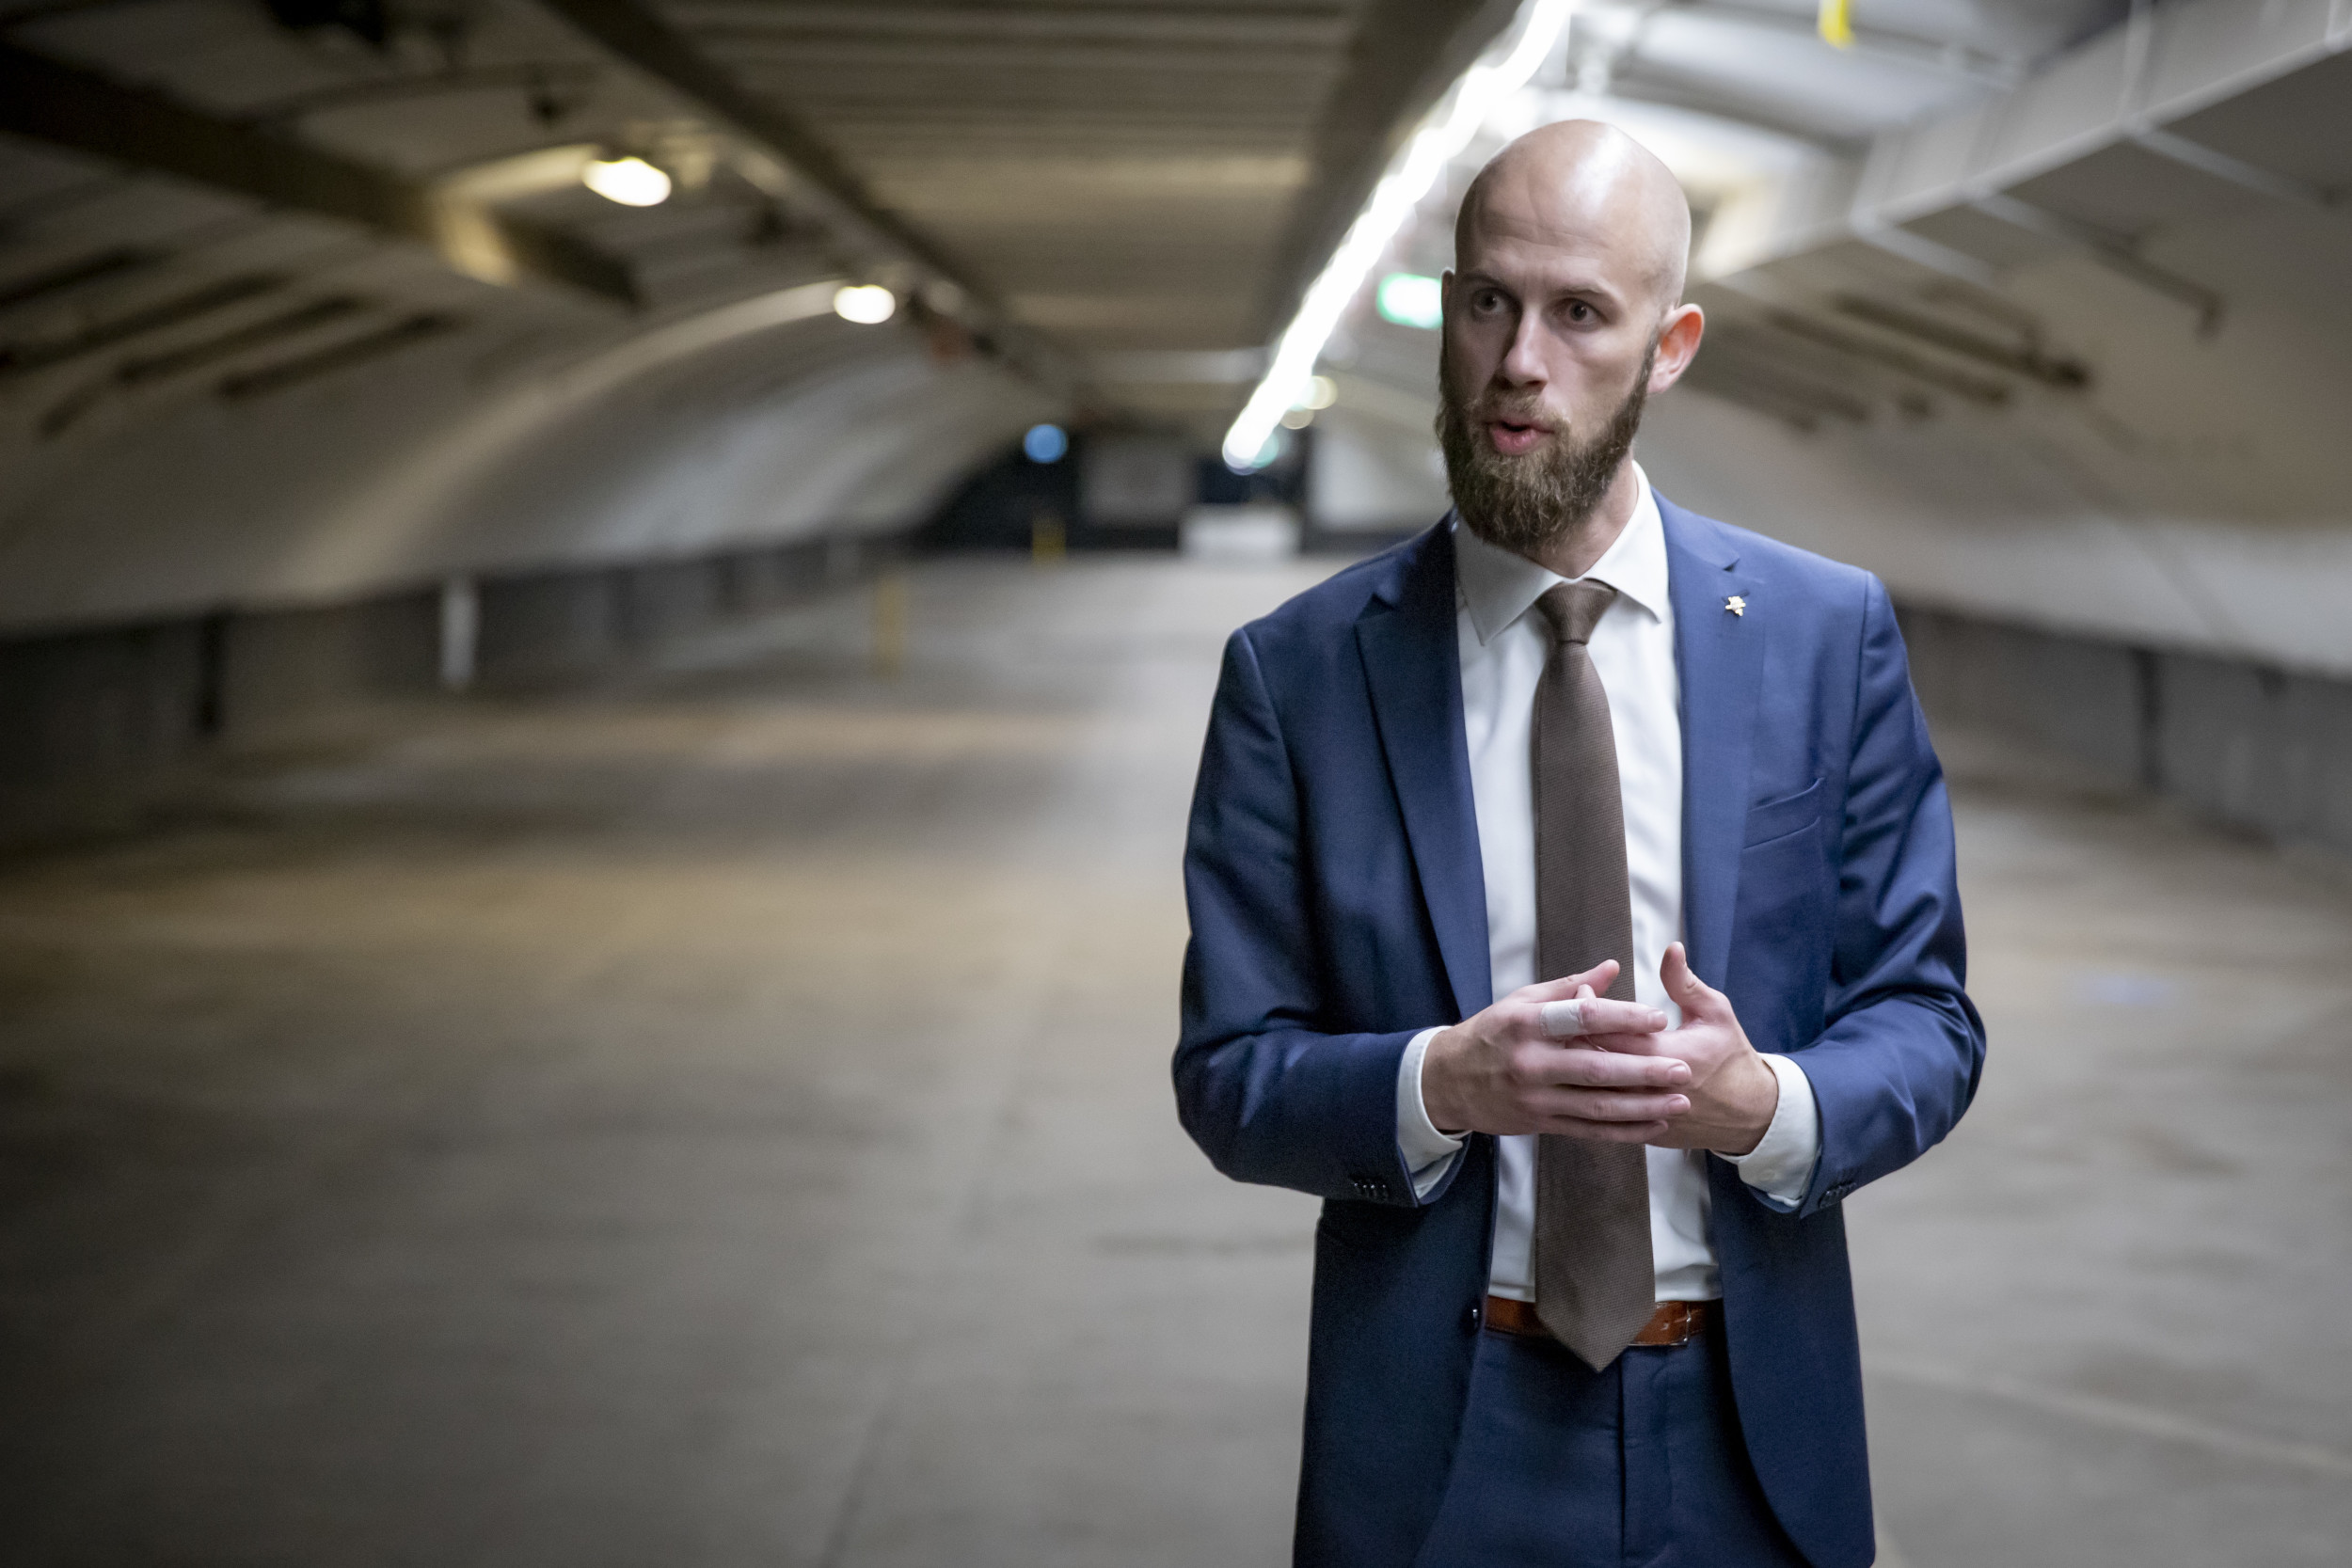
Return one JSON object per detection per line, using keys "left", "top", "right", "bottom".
{"left": 1661, "top": 942, "right": 1725, "bottom": 1018}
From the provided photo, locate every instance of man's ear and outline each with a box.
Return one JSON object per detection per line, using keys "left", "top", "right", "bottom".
{"left": 1439, "top": 269, "right": 1456, "bottom": 323}
{"left": 1646, "top": 303, "right": 1706, "bottom": 394}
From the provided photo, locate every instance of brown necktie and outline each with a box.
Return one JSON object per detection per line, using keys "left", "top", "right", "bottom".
{"left": 1529, "top": 579, "right": 1655, "bottom": 1370}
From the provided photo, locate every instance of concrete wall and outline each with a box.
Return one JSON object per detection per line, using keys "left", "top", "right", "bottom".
{"left": 1307, "top": 406, "right": 1449, "bottom": 534}
{"left": 1899, "top": 603, "right": 2352, "bottom": 856}
{"left": 219, "top": 591, "right": 446, "bottom": 745}
{"left": 0, "top": 533, "right": 882, "bottom": 846}
{"left": 2150, "top": 647, "right": 2352, "bottom": 849}
{"left": 0, "top": 619, "right": 213, "bottom": 808}
{"left": 14, "top": 550, "right": 2346, "bottom": 861}
{"left": 1898, "top": 606, "right": 2154, "bottom": 786}
{"left": 473, "top": 535, "right": 865, "bottom": 685}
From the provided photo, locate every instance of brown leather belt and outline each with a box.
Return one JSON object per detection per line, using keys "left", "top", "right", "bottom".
{"left": 1483, "top": 1294, "right": 1717, "bottom": 1348}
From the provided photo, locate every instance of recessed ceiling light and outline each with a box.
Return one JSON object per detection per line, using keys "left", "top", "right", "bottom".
{"left": 833, "top": 284, "right": 898, "bottom": 325}
{"left": 581, "top": 156, "right": 671, "bottom": 207}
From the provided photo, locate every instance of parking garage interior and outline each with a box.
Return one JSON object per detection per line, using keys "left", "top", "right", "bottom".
{"left": 3, "top": 2, "right": 2351, "bottom": 1564}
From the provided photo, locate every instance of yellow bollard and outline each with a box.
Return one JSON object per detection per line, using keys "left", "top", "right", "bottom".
{"left": 1031, "top": 510, "right": 1067, "bottom": 565}
{"left": 873, "top": 568, "right": 908, "bottom": 677}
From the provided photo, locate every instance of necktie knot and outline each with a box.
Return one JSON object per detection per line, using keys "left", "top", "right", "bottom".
{"left": 1534, "top": 579, "right": 1617, "bottom": 647}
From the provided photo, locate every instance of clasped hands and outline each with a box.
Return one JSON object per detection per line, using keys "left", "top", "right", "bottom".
{"left": 1420, "top": 942, "right": 1778, "bottom": 1156}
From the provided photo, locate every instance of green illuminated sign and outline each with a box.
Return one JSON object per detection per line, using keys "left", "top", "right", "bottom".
{"left": 1375, "top": 273, "right": 1443, "bottom": 330}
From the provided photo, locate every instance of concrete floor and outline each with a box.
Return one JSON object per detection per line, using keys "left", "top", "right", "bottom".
{"left": 0, "top": 556, "right": 2346, "bottom": 1567}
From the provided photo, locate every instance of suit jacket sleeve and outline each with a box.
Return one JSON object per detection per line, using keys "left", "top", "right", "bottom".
{"left": 1173, "top": 627, "right": 1440, "bottom": 1208}
{"left": 1786, "top": 577, "right": 1986, "bottom": 1217}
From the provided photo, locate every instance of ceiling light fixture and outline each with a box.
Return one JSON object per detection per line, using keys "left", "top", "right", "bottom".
{"left": 833, "top": 284, "right": 898, "bottom": 325}
{"left": 1222, "top": 0, "right": 1573, "bottom": 470}
{"left": 581, "top": 155, "right": 672, "bottom": 207}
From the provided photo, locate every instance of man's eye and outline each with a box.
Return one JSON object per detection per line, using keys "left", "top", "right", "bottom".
{"left": 1565, "top": 300, "right": 1595, "bottom": 324}
{"left": 1474, "top": 291, "right": 1503, "bottom": 312}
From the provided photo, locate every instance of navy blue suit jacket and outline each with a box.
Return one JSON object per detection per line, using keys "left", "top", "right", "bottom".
{"left": 1174, "top": 500, "right": 1984, "bottom": 1568}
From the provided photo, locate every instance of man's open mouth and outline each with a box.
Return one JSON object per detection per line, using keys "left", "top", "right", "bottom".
{"left": 1485, "top": 418, "right": 1552, "bottom": 456}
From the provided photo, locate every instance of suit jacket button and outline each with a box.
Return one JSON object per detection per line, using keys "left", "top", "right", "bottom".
{"left": 1467, "top": 1303, "right": 1483, "bottom": 1329}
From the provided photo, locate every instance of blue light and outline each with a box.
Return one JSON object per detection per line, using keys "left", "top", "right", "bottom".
{"left": 1023, "top": 423, "right": 1069, "bottom": 463}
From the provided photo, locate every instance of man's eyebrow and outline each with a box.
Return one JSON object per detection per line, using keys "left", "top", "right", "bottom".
{"left": 1455, "top": 268, "right": 1626, "bottom": 304}
{"left": 1548, "top": 276, "right": 1627, "bottom": 305}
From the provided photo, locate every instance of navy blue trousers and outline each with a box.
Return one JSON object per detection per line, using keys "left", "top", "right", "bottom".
{"left": 1414, "top": 1325, "right": 1811, "bottom": 1568}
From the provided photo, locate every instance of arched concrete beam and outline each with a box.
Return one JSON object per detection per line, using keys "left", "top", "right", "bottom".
{"left": 0, "top": 282, "right": 1057, "bottom": 632}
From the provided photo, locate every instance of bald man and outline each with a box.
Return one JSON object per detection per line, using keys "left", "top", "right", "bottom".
{"left": 1176, "top": 122, "right": 1981, "bottom": 1567}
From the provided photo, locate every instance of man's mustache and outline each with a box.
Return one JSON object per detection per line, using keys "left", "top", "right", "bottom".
{"left": 1461, "top": 393, "right": 1565, "bottom": 436}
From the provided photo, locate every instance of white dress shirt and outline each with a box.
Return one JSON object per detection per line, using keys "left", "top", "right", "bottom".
{"left": 1394, "top": 467, "right": 1820, "bottom": 1302}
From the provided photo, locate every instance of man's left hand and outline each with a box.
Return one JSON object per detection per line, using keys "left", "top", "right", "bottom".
{"left": 1617, "top": 942, "right": 1779, "bottom": 1156}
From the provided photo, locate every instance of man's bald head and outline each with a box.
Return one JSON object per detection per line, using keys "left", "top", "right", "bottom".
{"left": 1436, "top": 120, "right": 1707, "bottom": 571}
{"left": 1455, "top": 120, "right": 1692, "bottom": 311}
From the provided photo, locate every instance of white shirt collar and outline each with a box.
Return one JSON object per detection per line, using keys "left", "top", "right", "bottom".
{"left": 1453, "top": 464, "right": 1670, "bottom": 647}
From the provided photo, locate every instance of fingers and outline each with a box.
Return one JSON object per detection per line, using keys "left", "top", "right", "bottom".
{"left": 1531, "top": 1087, "right": 1689, "bottom": 1124}
{"left": 1537, "top": 995, "right": 1664, "bottom": 1039}
{"left": 1521, "top": 960, "right": 1618, "bottom": 1002}
{"left": 1529, "top": 1044, "right": 1689, "bottom": 1089}
{"left": 1597, "top": 1026, "right": 1686, "bottom": 1060}
{"left": 1538, "top": 998, "right": 1584, "bottom": 1037}
{"left": 1659, "top": 942, "right": 1727, "bottom": 1021}
{"left": 1540, "top": 981, "right": 1604, "bottom": 1039}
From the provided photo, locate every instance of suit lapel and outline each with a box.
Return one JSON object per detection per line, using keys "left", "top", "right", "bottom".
{"left": 1663, "top": 499, "right": 1763, "bottom": 988}
{"left": 1356, "top": 525, "right": 1492, "bottom": 1021}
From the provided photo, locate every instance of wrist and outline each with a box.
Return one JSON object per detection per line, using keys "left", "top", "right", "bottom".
{"left": 1420, "top": 1024, "right": 1470, "bottom": 1134}
{"left": 1710, "top": 1052, "right": 1779, "bottom": 1157}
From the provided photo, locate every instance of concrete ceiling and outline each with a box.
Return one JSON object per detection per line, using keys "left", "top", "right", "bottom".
{"left": 1631, "top": 1, "right": 2352, "bottom": 673}
{"left": 1297, "top": 0, "right": 2352, "bottom": 674}
{"left": 0, "top": 0, "right": 1521, "bottom": 627}
{"left": 3, "top": 0, "right": 2350, "bottom": 674}
{"left": 0, "top": 0, "right": 1525, "bottom": 430}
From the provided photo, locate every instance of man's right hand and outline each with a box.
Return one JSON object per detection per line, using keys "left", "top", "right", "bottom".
{"left": 1420, "top": 960, "right": 1690, "bottom": 1142}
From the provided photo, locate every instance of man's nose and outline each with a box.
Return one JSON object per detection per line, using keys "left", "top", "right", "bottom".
{"left": 1496, "top": 309, "right": 1548, "bottom": 388}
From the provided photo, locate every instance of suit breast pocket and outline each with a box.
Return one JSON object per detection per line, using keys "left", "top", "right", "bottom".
{"left": 1736, "top": 778, "right": 1833, "bottom": 1050}
{"left": 1742, "top": 777, "right": 1823, "bottom": 848}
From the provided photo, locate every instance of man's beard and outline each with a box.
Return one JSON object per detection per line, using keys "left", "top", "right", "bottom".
{"left": 1436, "top": 341, "right": 1655, "bottom": 557}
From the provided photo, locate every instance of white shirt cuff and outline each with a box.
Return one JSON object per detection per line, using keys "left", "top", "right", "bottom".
{"left": 1396, "top": 1026, "right": 1465, "bottom": 1197}
{"left": 1729, "top": 1053, "right": 1821, "bottom": 1209}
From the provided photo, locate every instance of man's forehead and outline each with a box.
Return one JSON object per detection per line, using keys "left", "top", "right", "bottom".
{"left": 1457, "top": 158, "right": 1682, "bottom": 297}
{"left": 1458, "top": 202, "right": 1645, "bottom": 284}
